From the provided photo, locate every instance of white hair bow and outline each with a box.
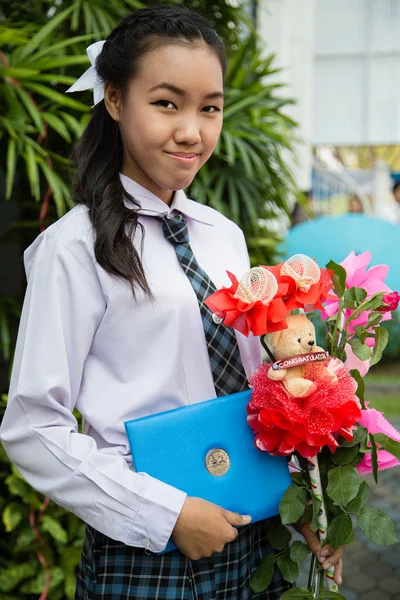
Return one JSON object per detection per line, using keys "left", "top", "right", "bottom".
{"left": 66, "top": 40, "right": 105, "bottom": 106}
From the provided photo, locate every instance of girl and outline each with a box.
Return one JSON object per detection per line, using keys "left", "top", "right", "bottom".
{"left": 0, "top": 5, "right": 343, "bottom": 598}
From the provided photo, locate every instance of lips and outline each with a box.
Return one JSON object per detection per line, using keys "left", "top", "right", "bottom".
{"left": 166, "top": 152, "right": 199, "bottom": 158}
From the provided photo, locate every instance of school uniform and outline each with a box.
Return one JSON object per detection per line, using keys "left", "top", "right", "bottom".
{"left": 0, "top": 174, "right": 291, "bottom": 599}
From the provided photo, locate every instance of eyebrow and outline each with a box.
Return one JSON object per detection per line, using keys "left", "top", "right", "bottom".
{"left": 148, "top": 82, "right": 224, "bottom": 100}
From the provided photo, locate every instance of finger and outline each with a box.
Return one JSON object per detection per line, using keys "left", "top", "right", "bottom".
{"left": 228, "top": 527, "right": 239, "bottom": 543}
{"left": 322, "top": 546, "right": 344, "bottom": 569}
{"left": 334, "top": 557, "right": 343, "bottom": 586}
{"left": 223, "top": 510, "right": 252, "bottom": 527}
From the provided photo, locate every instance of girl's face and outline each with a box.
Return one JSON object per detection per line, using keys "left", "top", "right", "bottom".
{"left": 105, "top": 42, "right": 224, "bottom": 205}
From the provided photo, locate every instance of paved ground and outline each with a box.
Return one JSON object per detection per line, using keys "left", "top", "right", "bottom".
{"left": 295, "top": 417, "right": 400, "bottom": 599}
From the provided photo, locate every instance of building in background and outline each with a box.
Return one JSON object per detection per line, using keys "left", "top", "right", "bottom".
{"left": 256, "top": 0, "right": 400, "bottom": 222}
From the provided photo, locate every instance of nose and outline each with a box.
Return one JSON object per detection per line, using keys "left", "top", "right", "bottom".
{"left": 174, "top": 116, "right": 201, "bottom": 146}
{"left": 308, "top": 340, "right": 315, "bottom": 347}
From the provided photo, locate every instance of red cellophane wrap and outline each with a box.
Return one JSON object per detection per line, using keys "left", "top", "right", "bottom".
{"left": 204, "top": 271, "right": 289, "bottom": 336}
{"left": 262, "top": 264, "right": 336, "bottom": 312}
{"left": 247, "top": 360, "right": 362, "bottom": 458}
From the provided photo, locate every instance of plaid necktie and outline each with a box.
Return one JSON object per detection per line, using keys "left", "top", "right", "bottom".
{"left": 161, "top": 212, "right": 248, "bottom": 396}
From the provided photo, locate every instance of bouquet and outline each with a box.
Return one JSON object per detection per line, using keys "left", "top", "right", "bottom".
{"left": 205, "top": 252, "right": 400, "bottom": 600}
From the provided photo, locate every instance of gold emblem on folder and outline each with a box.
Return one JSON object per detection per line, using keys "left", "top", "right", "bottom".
{"left": 205, "top": 448, "right": 230, "bottom": 476}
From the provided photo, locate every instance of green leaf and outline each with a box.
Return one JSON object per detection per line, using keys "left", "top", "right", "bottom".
{"left": 299, "top": 503, "right": 313, "bottom": 528}
{"left": 366, "top": 312, "right": 383, "bottom": 328}
{"left": 342, "top": 287, "right": 367, "bottom": 308}
{"left": 266, "top": 520, "right": 292, "bottom": 551}
{"left": 20, "top": 567, "right": 64, "bottom": 594}
{"left": 356, "top": 294, "right": 384, "bottom": 314}
{"left": 19, "top": 7, "right": 74, "bottom": 61}
{"left": 14, "top": 528, "right": 36, "bottom": 552}
{"left": 357, "top": 507, "right": 398, "bottom": 545}
{"left": 342, "top": 424, "right": 368, "bottom": 448}
{"left": 277, "top": 548, "right": 299, "bottom": 584}
{"left": 24, "top": 82, "right": 90, "bottom": 111}
{"left": 332, "top": 445, "right": 360, "bottom": 466}
{"left": 5, "top": 475, "right": 36, "bottom": 504}
{"left": 326, "top": 465, "right": 360, "bottom": 506}
{"left": 327, "top": 514, "right": 353, "bottom": 549}
{"left": 14, "top": 86, "right": 45, "bottom": 135}
{"left": 41, "top": 515, "right": 68, "bottom": 543}
{"left": 310, "top": 495, "right": 322, "bottom": 533}
{"left": 318, "top": 592, "right": 346, "bottom": 600}
{"left": 348, "top": 337, "right": 373, "bottom": 361}
{"left": 326, "top": 260, "right": 346, "bottom": 297}
{"left": 42, "top": 112, "right": 71, "bottom": 142}
{"left": 374, "top": 433, "right": 400, "bottom": 460}
{"left": 250, "top": 554, "right": 276, "bottom": 593}
{"left": 369, "top": 433, "right": 379, "bottom": 484}
{"left": 6, "top": 138, "right": 17, "bottom": 199}
{"left": 0, "top": 562, "right": 37, "bottom": 593}
{"left": 289, "top": 541, "right": 311, "bottom": 562}
{"left": 370, "top": 327, "right": 389, "bottom": 367}
{"left": 24, "top": 143, "right": 40, "bottom": 201}
{"left": 280, "top": 588, "right": 314, "bottom": 599}
{"left": 290, "top": 471, "right": 308, "bottom": 487}
{"left": 2, "top": 502, "right": 25, "bottom": 532}
{"left": 279, "top": 485, "right": 308, "bottom": 524}
{"left": 0, "top": 67, "right": 40, "bottom": 78}
{"left": 348, "top": 372, "right": 366, "bottom": 410}
{"left": 346, "top": 481, "right": 370, "bottom": 513}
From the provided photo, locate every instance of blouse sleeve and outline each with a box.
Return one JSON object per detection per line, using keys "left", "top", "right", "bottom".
{"left": 0, "top": 237, "right": 186, "bottom": 552}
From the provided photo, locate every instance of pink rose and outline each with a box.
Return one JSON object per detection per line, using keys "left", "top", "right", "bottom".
{"left": 377, "top": 291, "right": 400, "bottom": 313}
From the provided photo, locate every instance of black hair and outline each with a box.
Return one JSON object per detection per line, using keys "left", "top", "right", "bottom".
{"left": 392, "top": 181, "right": 400, "bottom": 194}
{"left": 71, "top": 5, "right": 226, "bottom": 296}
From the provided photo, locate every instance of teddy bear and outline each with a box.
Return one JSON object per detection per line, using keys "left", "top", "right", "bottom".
{"left": 266, "top": 314, "right": 337, "bottom": 398}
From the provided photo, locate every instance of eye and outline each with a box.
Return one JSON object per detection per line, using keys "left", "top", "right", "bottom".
{"left": 297, "top": 338, "right": 301, "bottom": 343}
{"left": 151, "top": 100, "right": 176, "bottom": 109}
{"left": 202, "top": 106, "right": 221, "bottom": 113}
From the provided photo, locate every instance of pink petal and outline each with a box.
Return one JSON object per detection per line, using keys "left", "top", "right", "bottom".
{"left": 322, "top": 301, "right": 340, "bottom": 318}
{"left": 341, "top": 251, "right": 371, "bottom": 281}
{"left": 359, "top": 408, "right": 400, "bottom": 441}
{"left": 357, "top": 451, "right": 400, "bottom": 474}
{"left": 344, "top": 343, "right": 370, "bottom": 377}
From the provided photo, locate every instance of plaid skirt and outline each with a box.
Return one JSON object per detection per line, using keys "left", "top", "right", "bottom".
{"left": 75, "top": 520, "right": 292, "bottom": 599}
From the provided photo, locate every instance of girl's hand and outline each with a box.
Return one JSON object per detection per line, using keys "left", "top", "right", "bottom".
{"left": 172, "top": 497, "right": 251, "bottom": 560}
{"left": 298, "top": 522, "right": 344, "bottom": 586}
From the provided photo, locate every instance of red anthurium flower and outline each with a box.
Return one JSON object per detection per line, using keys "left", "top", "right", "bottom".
{"left": 247, "top": 361, "right": 361, "bottom": 458}
{"left": 205, "top": 271, "right": 289, "bottom": 337}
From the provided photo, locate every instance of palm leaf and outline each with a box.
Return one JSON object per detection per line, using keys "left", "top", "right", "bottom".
{"left": 18, "top": 7, "right": 74, "bottom": 62}
{"left": 6, "top": 138, "right": 17, "bottom": 200}
{"left": 23, "top": 82, "right": 90, "bottom": 111}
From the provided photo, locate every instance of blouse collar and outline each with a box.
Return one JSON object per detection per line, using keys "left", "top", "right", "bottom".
{"left": 120, "top": 173, "right": 214, "bottom": 226}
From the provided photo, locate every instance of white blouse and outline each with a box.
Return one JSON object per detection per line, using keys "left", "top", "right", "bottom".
{"left": 0, "top": 174, "right": 261, "bottom": 553}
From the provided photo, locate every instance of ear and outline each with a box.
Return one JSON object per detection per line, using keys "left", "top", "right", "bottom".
{"left": 104, "top": 82, "right": 122, "bottom": 122}
{"left": 270, "top": 330, "right": 282, "bottom": 348}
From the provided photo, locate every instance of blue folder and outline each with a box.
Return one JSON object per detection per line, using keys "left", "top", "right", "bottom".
{"left": 124, "top": 389, "right": 291, "bottom": 553}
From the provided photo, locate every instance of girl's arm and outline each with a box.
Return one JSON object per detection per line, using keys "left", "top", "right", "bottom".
{"left": 0, "top": 236, "right": 186, "bottom": 553}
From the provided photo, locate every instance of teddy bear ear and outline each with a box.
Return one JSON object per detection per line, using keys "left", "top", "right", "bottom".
{"left": 270, "top": 330, "right": 282, "bottom": 347}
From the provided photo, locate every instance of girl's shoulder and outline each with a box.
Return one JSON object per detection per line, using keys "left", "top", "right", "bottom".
{"left": 24, "top": 205, "right": 96, "bottom": 278}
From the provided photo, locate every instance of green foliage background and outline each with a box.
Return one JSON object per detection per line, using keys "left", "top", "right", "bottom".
{"left": 0, "top": 0, "right": 299, "bottom": 597}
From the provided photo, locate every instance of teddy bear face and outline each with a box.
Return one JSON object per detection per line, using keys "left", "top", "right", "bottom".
{"left": 269, "top": 314, "right": 317, "bottom": 360}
